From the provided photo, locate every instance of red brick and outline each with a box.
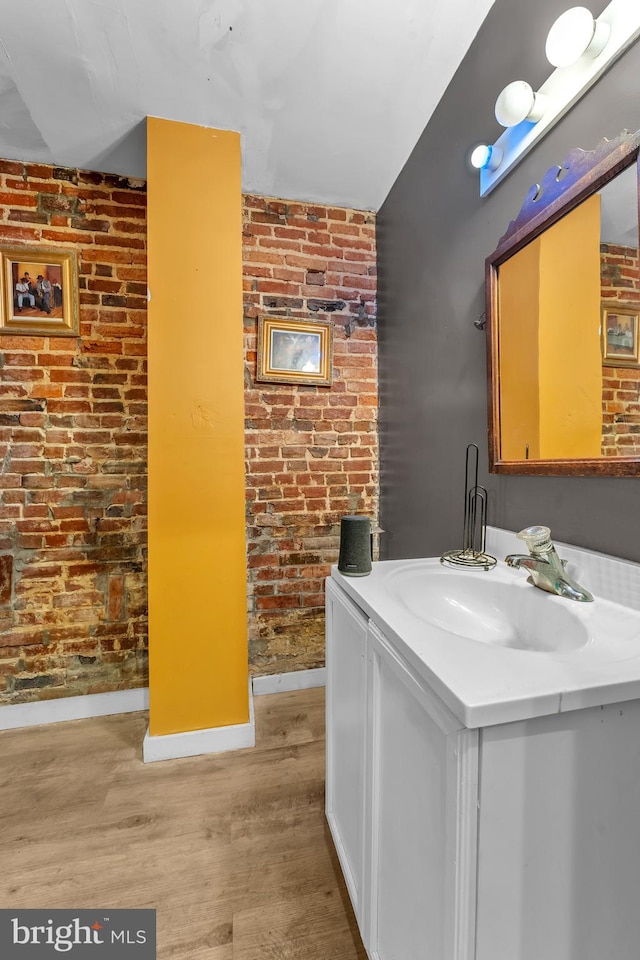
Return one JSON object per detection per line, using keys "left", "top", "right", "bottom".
{"left": 111, "top": 191, "right": 146, "bottom": 206}
{"left": 0, "top": 224, "right": 41, "bottom": 241}
{"left": 0, "top": 160, "right": 25, "bottom": 175}
{"left": 256, "top": 596, "right": 300, "bottom": 610}
{"left": 0, "top": 191, "right": 37, "bottom": 207}
{"left": 107, "top": 575, "right": 125, "bottom": 620}
{"left": 274, "top": 227, "right": 306, "bottom": 240}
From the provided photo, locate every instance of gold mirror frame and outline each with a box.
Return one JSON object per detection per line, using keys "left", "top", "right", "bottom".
{"left": 486, "top": 128, "right": 640, "bottom": 476}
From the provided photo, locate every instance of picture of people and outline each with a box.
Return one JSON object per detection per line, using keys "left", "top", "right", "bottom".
{"left": 11, "top": 260, "right": 63, "bottom": 320}
{"left": 1, "top": 245, "right": 78, "bottom": 337}
{"left": 256, "top": 316, "right": 333, "bottom": 386}
{"left": 601, "top": 304, "right": 640, "bottom": 367}
{"left": 606, "top": 313, "right": 635, "bottom": 356}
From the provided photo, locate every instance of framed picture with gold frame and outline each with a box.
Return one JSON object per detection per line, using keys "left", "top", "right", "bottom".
{"left": 1, "top": 245, "right": 79, "bottom": 337}
{"left": 256, "top": 316, "right": 333, "bottom": 386}
{"left": 601, "top": 302, "right": 640, "bottom": 367}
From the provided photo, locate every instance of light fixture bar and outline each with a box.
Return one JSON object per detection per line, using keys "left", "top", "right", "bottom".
{"left": 480, "top": 0, "right": 640, "bottom": 196}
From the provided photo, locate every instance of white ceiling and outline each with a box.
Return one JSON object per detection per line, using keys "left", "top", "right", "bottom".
{"left": 0, "top": 0, "right": 495, "bottom": 211}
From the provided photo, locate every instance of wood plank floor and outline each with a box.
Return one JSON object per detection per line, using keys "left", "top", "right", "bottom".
{"left": 0, "top": 687, "right": 366, "bottom": 959}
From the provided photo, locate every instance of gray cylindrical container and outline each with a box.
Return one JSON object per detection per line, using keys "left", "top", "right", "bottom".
{"left": 338, "top": 515, "right": 372, "bottom": 577}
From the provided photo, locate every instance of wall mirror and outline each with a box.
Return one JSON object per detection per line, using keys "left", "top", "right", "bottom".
{"left": 486, "top": 129, "right": 640, "bottom": 475}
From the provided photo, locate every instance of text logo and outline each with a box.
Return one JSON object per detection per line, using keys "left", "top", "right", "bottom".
{"left": 0, "top": 910, "right": 156, "bottom": 957}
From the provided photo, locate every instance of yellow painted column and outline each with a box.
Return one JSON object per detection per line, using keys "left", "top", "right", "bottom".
{"left": 147, "top": 118, "right": 248, "bottom": 736}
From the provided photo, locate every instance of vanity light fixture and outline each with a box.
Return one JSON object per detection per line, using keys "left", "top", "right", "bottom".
{"left": 470, "top": 0, "right": 640, "bottom": 196}
{"left": 545, "top": 6, "right": 611, "bottom": 67}
{"left": 494, "top": 81, "right": 548, "bottom": 127}
{"left": 470, "top": 143, "right": 503, "bottom": 171}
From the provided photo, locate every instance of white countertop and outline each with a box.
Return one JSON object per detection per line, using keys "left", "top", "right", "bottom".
{"left": 330, "top": 527, "right": 640, "bottom": 728}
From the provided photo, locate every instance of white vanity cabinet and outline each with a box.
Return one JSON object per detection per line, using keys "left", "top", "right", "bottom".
{"left": 365, "top": 622, "right": 478, "bottom": 960}
{"left": 326, "top": 578, "right": 479, "bottom": 960}
{"left": 326, "top": 571, "right": 640, "bottom": 960}
{"left": 325, "top": 578, "right": 369, "bottom": 929}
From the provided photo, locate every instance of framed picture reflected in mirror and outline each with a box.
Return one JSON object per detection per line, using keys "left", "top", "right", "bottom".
{"left": 601, "top": 303, "right": 640, "bottom": 367}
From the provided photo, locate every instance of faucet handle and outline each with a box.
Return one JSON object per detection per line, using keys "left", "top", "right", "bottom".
{"left": 516, "top": 525, "right": 553, "bottom": 554}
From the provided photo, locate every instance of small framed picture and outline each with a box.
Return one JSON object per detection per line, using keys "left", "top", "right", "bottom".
{"left": 257, "top": 316, "right": 333, "bottom": 386}
{"left": 0, "top": 245, "right": 79, "bottom": 337}
{"left": 601, "top": 303, "right": 640, "bottom": 367}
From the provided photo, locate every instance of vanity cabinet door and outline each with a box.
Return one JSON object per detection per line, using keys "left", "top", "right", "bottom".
{"left": 325, "top": 578, "right": 369, "bottom": 932}
{"left": 367, "top": 623, "right": 478, "bottom": 960}
{"left": 475, "top": 700, "right": 640, "bottom": 960}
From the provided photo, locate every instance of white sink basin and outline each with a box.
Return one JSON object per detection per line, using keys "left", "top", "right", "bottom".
{"left": 386, "top": 566, "right": 589, "bottom": 653}
{"left": 332, "top": 532, "right": 640, "bottom": 726}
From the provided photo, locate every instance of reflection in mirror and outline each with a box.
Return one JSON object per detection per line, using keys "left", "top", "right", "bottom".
{"left": 496, "top": 162, "right": 640, "bottom": 464}
{"left": 600, "top": 165, "right": 640, "bottom": 455}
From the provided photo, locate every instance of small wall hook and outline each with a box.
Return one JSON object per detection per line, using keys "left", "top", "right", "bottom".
{"left": 474, "top": 312, "right": 486, "bottom": 331}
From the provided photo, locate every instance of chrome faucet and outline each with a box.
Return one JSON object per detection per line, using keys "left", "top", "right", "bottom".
{"left": 505, "top": 525, "right": 593, "bottom": 602}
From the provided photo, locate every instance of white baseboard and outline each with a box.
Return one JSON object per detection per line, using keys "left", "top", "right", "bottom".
{"left": 0, "top": 686, "right": 149, "bottom": 731}
{"left": 0, "top": 668, "right": 325, "bottom": 736}
{"left": 142, "top": 680, "right": 255, "bottom": 763}
{"left": 252, "top": 666, "right": 326, "bottom": 696}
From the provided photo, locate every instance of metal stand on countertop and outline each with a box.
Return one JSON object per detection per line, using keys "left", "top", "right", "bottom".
{"left": 440, "top": 443, "right": 496, "bottom": 571}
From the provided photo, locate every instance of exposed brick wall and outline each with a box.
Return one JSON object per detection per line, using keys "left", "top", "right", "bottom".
{"left": 600, "top": 243, "right": 640, "bottom": 456}
{"left": 0, "top": 161, "right": 379, "bottom": 704}
{"left": 242, "top": 197, "right": 378, "bottom": 675}
{"left": 0, "top": 159, "right": 148, "bottom": 704}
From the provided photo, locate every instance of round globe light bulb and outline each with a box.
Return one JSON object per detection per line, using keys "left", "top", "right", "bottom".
{"left": 545, "top": 6, "right": 610, "bottom": 68}
{"left": 470, "top": 144, "right": 503, "bottom": 171}
{"left": 495, "top": 81, "right": 547, "bottom": 128}
{"left": 470, "top": 144, "right": 490, "bottom": 169}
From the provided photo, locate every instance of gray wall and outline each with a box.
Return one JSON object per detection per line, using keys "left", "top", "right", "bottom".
{"left": 378, "top": 0, "right": 640, "bottom": 563}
